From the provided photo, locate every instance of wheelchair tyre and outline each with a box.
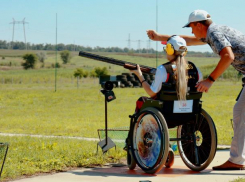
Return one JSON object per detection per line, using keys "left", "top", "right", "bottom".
{"left": 165, "top": 148, "right": 174, "bottom": 168}
{"left": 177, "top": 109, "right": 217, "bottom": 171}
{"left": 131, "top": 107, "right": 169, "bottom": 174}
{"left": 127, "top": 149, "right": 136, "bottom": 170}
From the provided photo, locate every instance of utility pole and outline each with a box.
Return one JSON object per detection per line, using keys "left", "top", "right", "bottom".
{"left": 147, "top": 39, "right": 151, "bottom": 54}
{"left": 138, "top": 40, "right": 141, "bottom": 53}
{"left": 55, "top": 13, "right": 58, "bottom": 92}
{"left": 9, "top": 18, "right": 28, "bottom": 50}
{"left": 127, "top": 34, "right": 131, "bottom": 50}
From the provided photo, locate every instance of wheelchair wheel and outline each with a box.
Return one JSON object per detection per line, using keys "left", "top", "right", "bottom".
{"left": 165, "top": 148, "right": 174, "bottom": 168}
{"left": 131, "top": 107, "right": 169, "bottom": 174}
{"left": 127, "top": 148, "right": 136, "bottom": 170}
{"left": 177, "top": 109, "right": 217, "bottom": 171}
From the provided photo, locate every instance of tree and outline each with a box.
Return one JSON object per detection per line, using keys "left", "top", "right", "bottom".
{"left": 74, "top": 68, "right": 89, "bottom": 78}
{"left": 90, "top": 67, "right": 109, "bottom": 78}
{"left": 36, "top": 52, "right": 47, "bottom": 68}
{"left": 21, "top": 53, "right": 38, "bottom": 69}
{"left": 57, "top": 44, "right": 66, "bottom": 51}
{"left": 60, "top": 50, "right": 71, "bottom": 64}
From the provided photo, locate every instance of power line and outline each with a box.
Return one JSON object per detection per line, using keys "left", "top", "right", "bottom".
{"left": 127, "top": 34, "right": 131, "bottom": 50}
{"left": 147, "top": 39, "right": 151, "bottom": 53}
{"left": 137, "top": 40, "right": 141, "bottom": 53}
{"left": 9, "top": 18, "right": 29, "bottom": 49}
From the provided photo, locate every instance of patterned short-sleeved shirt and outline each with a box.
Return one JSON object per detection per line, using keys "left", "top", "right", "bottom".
{"left": 201, "top": 23, "right": 245, "bottom": 74}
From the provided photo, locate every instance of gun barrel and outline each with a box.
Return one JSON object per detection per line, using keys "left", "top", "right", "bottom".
{"left": 79, "top": 51, "right": 125, "bottom": 66}
{"left": 78, "top": 51, "right": 156, "bottom": 74}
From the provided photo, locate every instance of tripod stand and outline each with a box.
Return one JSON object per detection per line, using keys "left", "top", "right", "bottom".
{"left": 97, "top": 81, "right": 116, "bottom": 153}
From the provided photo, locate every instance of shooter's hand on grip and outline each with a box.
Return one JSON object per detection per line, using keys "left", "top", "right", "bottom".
{"left": 130, "top": 64, "right": 142, "bottom": 78}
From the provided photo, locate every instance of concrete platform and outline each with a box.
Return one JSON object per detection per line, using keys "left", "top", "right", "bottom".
{"left": 12, "top": 150, "right": 245, "bottom": 182}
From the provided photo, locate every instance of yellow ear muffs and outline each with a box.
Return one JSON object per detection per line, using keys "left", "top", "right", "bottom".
{"left": 166, "top": 43, "right": 175, "bottom": 55}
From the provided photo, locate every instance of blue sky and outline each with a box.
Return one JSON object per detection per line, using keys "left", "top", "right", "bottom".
{"left": 0, "top": 0, "right": 245, "bottom": 52}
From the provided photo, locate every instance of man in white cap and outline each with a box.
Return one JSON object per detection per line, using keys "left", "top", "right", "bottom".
{"left": 147, "top": 9, "right": 245, "bottom": 170}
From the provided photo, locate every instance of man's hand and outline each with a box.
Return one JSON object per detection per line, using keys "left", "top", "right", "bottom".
{"left": 196, "top": 79, "right": 214, "bottom": 92}
{"left": 147, "top": 30, "right": 160, "bottom": 41}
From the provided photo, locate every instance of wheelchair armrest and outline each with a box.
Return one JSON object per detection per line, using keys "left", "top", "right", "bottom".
{"left": 140, "top": 99, "right": 164, "bottom": 111}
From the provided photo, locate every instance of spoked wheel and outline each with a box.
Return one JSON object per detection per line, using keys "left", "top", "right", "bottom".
{"left": 165, "top": 148, "right": 174, "bottom": 168}
{"left": 177, "top": 109, "right": 217, "bottom": 171}
{"left": 131, "top": 107, "right": 169, "bottom": 174}
{"left": 127, "top": 148, "right": 136, "bottom": 170}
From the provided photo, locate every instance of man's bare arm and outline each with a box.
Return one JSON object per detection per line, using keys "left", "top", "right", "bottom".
{"left": 196, "top": 46, "right": 234, "bottom": 92}
{"left": 147, "top": 30, "right": 206, "bottom": 46}
{"left": 209, "top": 46, "right": 234, "bottom": 80}
{"left": 179, "top": 35, "right": 207, "bottom": 46}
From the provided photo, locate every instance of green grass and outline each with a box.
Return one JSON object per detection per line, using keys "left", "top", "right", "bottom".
{"left": 231, "top": 177, "right": 245, "bottom": 182}
{"left": 0, "top": 136, "right": 125, "bottom": 181}
{"left": 0, "top": 81, "right": 241, "bottom": 181}
{"left": 0, "top": 80, "right": 240, "bottom": 143}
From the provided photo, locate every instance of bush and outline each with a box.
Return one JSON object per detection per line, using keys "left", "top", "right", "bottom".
{"left": 74, "top": 68, "right": 89, "bottom": 78}
{"left": 90, "top": 67, "right": 109, "bottom": 78}
{"left": 21, "top": 53, "right": 38, "bottom": 70}
{"left": 60, "top": 50, "right": 71, "bottom": 64}
{"left": 51, "top": 62, "right": 61, "bottom": 68}
{"left": 36, "top": 52, "right": 47, "bottom": 63}
{"left": 36, "top": 52, "right": 47, "bottom": 68}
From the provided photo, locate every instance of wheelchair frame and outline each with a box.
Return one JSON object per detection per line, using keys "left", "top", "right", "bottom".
{"left": 126, "top": 91, "right": 217, "bottom": 174}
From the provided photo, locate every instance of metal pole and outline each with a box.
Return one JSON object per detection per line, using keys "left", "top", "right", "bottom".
{"left": 156, "top": 0, "right": 158, "bottom": 67}
{"left": 105, "top": 94, "right": 108, "bottom": 145}
{"left": 23, "top": 18, "right": 27, "bottom": 50}
{"left": 12, "top": 18, "right": 15, "bottom": 49}
{"left": 55, "top": 13, "right": 58, "bottom": 92}
{"left": 77, "top": 76, "right": 79, "bottom": 89}
{"left": 0, "top": 144, "right": 9, "bottom": 178}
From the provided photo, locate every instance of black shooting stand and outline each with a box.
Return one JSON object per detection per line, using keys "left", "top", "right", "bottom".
{"left": 0, "top": 142, "right": 9, "bottom": 179}
{"left": 97, "top": 81, "right": 116, "bottom": 153}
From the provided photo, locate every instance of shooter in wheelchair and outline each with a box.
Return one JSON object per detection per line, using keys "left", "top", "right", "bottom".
{"left": 125, "top": 35, "right": 217, "bottom": 174}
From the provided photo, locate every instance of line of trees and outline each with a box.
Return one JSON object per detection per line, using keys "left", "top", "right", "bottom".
{"left": 0, "top": 40, "right": 217, "bottom": 57}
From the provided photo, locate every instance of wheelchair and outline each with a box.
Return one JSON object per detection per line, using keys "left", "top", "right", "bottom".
{"left": 126, "top": 85, "right": 217, "bottom": 174}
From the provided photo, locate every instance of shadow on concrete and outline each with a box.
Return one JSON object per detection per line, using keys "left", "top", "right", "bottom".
{"left": 70, "top": 165, "right": 245, "bottom": 179}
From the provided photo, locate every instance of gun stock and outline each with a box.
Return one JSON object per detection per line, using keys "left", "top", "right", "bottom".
{"left": 78, "top": 51, "right": 156, "bottom": 75}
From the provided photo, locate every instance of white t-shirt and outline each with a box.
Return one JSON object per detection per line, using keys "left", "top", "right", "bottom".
{"left": 150, "top": 64, "right": 203, "bottom": 93}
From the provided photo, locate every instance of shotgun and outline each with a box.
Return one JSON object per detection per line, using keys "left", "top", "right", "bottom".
{"left": 78, "top": 51, "right": 156, "bottom": 75}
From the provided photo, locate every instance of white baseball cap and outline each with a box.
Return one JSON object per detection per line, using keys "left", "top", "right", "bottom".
{"left": 183, "top": 10, "right": 211, "bottom": 28}
{"left": 167, "top": 35, "right": 187, "bottom": 51}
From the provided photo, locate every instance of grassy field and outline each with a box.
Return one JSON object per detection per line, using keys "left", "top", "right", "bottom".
{"left": 0, "top": 80, "right": 241, "bottom": 181}
{"left": 0, "top": 136, "right": 125, "bottom": 181}
{"left": 0, "top": 49, "right": 243, "bottom": 181}
{"left": 0, "top": 80, "right": 239, "bottom": 142}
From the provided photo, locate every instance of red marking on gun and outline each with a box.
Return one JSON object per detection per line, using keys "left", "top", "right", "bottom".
{"left": 78, "top": 51, "right": 156, "bottom": 75}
